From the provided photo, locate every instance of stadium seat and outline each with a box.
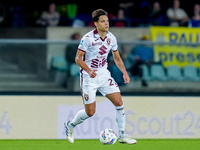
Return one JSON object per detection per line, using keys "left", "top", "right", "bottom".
{"left": 150, "top": 64, "right": 167, "bottom": 81}
{"left": 51, "top": 56, "right": 68, "bottom": 71}
{"left": 183, "top": 65, "right": 200, "bottom": 81}
{"left": 167, "top": 65, "right": 184, "bottom": 81}
{"left": 142, "top": 65, "right": 152, "bottom": 81}
{"left": 70, "top": 63, "right": 80, "bottom": 77}
{"left": 51, "top": 56, "right": 68, "bottom": 86}
{"left": 199, "top": 68, "right": 200, "bottom": 77}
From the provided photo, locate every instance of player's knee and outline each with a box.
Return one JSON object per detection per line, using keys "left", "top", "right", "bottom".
{"left": 85, "top": 108, "right": 95, "bottom": 117}
{"left": 86, "top": 110, "right": 95, "bottom": 117}
{"left": 85, "top": 101, "right": 96, "bottom": 117}
{"left": 115, "top": 101, "right": 123, "bottom": 107}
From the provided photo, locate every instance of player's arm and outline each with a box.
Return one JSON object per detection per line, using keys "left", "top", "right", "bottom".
{"left": 75, "top": 50, "right": 97, "bottom": 78}
{"left": 112, "top": 50, "right": 130, "bottom": 84}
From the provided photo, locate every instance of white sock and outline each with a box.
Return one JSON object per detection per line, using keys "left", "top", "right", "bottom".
{"left": 115, "top": 105, "right": 125, "bottom": 137}
{"left": 69, "top": 109, "right": 90, "bottom": 129}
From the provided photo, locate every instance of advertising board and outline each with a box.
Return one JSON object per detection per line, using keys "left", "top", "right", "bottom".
{"left": 150, "top": 26, "right": 200, "bottom": 68}
{"left": 0, "top": 96, "right": 200, "bottom": 139}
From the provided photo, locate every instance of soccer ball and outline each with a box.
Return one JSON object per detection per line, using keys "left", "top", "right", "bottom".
{"left": 99, "top": 129, "right": 118, "bottom": 145}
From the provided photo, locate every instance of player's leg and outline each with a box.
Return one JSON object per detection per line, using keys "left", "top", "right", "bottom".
{"left": 65, "top": 102, "right": 95, "bottom": 143}
{"left": 106, "top": 92, "right": 137, "bottom": 145}
{"left": 85, "top": 101, "right": 96, "bottom": 117}
{"left": 106, "top": 92, "right": 125, "bottom": 136}
{"left": 65, "top": 74, "right": 97, "bottom": 143}
{"left": 98, "top": 70, "right": 137, "bottom": 144}
{"left": 69, "top": 103, "right": 95, "bottom": 126}
{"left": 69, "top": 102, "right": 95, "bottom": 127}
{"left": 66, "top": 102, "right": 95, "bottom": 129}
{"left": 98, "top": 71, "right": 126, "bottom": 137}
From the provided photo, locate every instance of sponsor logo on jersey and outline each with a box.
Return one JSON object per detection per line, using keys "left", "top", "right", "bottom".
{"left": 92, "top": 42, "right": 102, "bottom": 46}
{"left": 80, "top": 40, "right": 84, "bottom": 46}
{"left": 99, "top": 45, "right": 107, "bottom": 55}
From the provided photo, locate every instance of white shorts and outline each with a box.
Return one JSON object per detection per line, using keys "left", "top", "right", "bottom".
{"left": 80, "top": 70, "right": 120, "bottom": 104}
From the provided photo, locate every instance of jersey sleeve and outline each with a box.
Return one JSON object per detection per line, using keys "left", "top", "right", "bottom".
{"left": 78, "top": 36, "right": 90, "bottom": 52}
{"left": 111, "top": 36, "right": 118, "bottom": 52}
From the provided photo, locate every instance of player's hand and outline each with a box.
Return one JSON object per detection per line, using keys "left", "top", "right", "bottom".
{"left": 123, "top": 73, "right": 130, "bottom": 84}
{"left": 89, "top": 70, "right": 97, "bottom": 78}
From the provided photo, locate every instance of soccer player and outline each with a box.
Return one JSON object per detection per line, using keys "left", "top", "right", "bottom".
{"left": 65, "top": 9, "right": 137, "bottom": 145}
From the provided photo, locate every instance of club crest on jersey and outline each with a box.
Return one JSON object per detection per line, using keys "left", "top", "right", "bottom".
{"left": 84, "top": 94, "right": 89, "bottom": 101}
{"left": 107, "top": 38, "right": 111, "bottom": 45}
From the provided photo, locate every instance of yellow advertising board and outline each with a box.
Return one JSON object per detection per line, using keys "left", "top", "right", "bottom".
{"left": 150, "top": 26, "right": 200, "bottom": 68}
{"left": 0, "top": 96, "right": 200, "bottom": 139}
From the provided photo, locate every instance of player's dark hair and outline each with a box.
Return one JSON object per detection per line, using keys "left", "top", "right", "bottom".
{"left": 92, "top": 9, "right": 108, "bottom": 22}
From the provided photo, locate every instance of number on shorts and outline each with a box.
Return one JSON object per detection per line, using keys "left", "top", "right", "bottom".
{"left": 108, "top": 78, "right": 114, "bottom": 86}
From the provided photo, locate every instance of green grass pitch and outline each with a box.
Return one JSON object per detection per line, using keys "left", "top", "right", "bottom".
{"left": 0, "top": 139, "right": 200, "bottom": 150}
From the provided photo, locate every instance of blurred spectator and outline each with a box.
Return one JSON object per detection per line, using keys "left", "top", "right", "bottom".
{"left": 72, "top": 19, "right": 85, "bottom": 28}
{"left": 148, "top": 1, "right": 161, "bottom": 18}
{"left": 124, "top": 35, "right": 154, "bottom": 87}
{"left": 114, "top": 9, "right": 126, "bottom": 27}
{"left": 36, "top": 3, "right": 60, "bottom": 26}
{"left": 192, "top": 4, "right": 200, "bottom": 20}
{"left": 190, "top": 3, "right": 200, "bottom": 27}
{"left": 147, "top": 1, "right": 164, "bottom": 26}
{"left": 65, "top": 32, "right": 81, "bottom": 72}
{"left": 118, "top": 1, "right": 134, "bottom": 18}
{"left": 166, "top": 0, "right": 189, "bottom": 26}
{"left": 0, "top": 2, "right": 5, "bottom": 26}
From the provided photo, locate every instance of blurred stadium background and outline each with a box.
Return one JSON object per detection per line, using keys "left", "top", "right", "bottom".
{"left": 0, "top": 0, "right": 200, "bottom": 94}
{"left": 0, "top": 0, "right": 200, "bottom": 146}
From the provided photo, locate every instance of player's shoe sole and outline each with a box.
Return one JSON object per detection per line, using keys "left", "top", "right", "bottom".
{"left": 119, "top": 136, "right": 137, "bottom": 145}
{"left": 64, "top": 121, "right": 74, "bottom": 143}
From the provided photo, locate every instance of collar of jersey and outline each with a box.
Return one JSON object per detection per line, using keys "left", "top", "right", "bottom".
{"left": 93, "top": 28, "right": 108, "bottom": 41}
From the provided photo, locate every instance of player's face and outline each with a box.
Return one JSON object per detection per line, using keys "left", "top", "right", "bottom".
{"left": 95, "top": 15, "right": 109, "bottom": 32}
